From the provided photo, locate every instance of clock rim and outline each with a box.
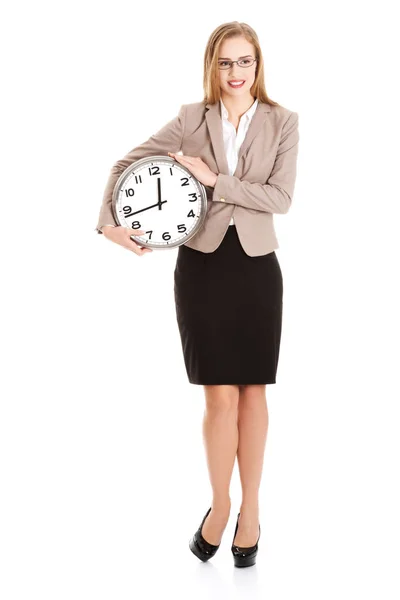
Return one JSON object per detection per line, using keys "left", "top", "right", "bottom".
{"left": 111, "top": 155, "right": 208, "bottom": 250}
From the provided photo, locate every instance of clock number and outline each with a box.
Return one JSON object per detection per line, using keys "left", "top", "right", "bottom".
{"left": 123, "top": 206, "right": 132, "bottom": 215}
{"left": 188, "top": 193, "right": 197, "bottom": 202}
{"left": 169, "top": 167, "right": 174, "bottom": 175}
{"left": 149, "top": 166, "right": 160, "bottom": 176}
{"left": 180, "top": 177, "right": 189, "bottom": 186}
{"left": 187, "top": 209, "right": 196, "bottom": 218}
{"left": 177, "top": 224, "right": 187, "bottom": 233}
{"left": 162, "top": 232, "right": 171, "bottom": 241}
{"left": 124, "top": 188, "right": 134, "bottom": 197}
{"left": 134, "top": 175, "right": 142, "bottom": 184}
{"left": 131, "top": 222, "right": 151, "bottom": 238}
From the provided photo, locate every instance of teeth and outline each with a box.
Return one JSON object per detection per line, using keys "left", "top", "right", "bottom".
{"left": 229, "top": 81, "right": 244, "bottom": 86}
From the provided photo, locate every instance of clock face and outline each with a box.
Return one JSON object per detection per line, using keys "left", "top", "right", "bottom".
{"left": 112, "top": 155, "right": 207, "bottom": 249}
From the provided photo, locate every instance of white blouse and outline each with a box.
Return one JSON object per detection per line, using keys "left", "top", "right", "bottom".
{"left": 220, "top": 97, "right": 259, "bottom": 225}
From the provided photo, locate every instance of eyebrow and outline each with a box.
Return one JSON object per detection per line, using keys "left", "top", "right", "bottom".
{"left": 218, "top": 55, "right": 253, "bottom": 60}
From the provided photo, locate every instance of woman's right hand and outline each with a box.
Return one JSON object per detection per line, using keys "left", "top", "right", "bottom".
{"left": 101, "top": 226, "right": 153, "bottom": 256}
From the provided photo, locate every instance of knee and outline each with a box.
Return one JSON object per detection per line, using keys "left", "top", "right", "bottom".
{"left": 239, "top": 384, "right": 266, "bottom": 402}
{"left": 204, "top": 385, "right": 239, "bottom": 414}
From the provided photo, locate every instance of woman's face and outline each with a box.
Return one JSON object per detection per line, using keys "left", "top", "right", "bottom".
{"left": 217, "top": 36, "right": 257, "bottom": 100}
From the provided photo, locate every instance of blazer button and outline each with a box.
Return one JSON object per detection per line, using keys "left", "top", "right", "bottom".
{"left": 220, "top": 197, "right": 226, "bottom": 202}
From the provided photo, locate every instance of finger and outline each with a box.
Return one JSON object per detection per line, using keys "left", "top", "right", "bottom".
{"left": 168, "top": 152, "right": 194, "bottom": 164}
{"left": 129, "top": 231, "right": 152, "bottom": 246}
{"left": 125, "top": 230, "right": 153, "bottom": 255}
{"left": 128, "top": 240, "right": 153, "bottom": 255}
{"left": 127, "top": 228, "right": 146, "bottom": 236}
{"left": 173, "top": 155, "right": 193, "bottom": 167}
{"left": 169, "top": 152, "right": 182, "bottom": 160}
{"left": 137, "top": 245, "right": 153, "bottom": 254}
{"left": 174, "top": 153, "right": 195, "bottom": 161}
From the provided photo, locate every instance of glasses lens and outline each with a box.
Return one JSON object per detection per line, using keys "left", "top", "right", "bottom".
{"left": 238, "top": 59, "right": 255, "bottom": 67}
{"left": 218, "top": 61, "right": 230, "bottom": 69}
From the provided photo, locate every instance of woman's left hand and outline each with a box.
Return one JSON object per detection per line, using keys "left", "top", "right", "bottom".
{"left": 168, "top": 152, "right": 218, "bottom": 188}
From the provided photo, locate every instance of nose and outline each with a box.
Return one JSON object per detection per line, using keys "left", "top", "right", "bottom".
{"left": 228, "top": 66, "right": 242, "bottom": 78}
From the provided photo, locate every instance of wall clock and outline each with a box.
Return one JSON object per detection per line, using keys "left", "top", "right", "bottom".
{"left": 112, "top": 155, "right": 208, "bottom": 249}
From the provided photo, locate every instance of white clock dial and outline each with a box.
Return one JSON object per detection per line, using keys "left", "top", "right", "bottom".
{"left": 112, "top": 155, "right": 207, "bottom": 249}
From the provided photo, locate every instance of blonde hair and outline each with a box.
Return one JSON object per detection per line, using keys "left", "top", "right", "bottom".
{"left": 202, "top": 21, "right": 280, "bottom": 107}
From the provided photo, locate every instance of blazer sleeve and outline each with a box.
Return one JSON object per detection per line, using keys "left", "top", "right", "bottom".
{"left": 95, "top": 104, "right": 186, "bottom": 233}
{"left": 212, "top": 111, "right": 299, "bottom": 214}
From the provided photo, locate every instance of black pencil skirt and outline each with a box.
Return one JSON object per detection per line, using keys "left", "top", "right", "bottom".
{"left": 173, "top": 224, "right": 283, "bottom": 386}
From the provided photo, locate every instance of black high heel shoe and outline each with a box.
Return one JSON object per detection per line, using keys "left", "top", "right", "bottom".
{"left": 189, "top": 507, "right": 221, "bottom": 562}
{"left": 231, "top": 512, "right": 261, "bottom": 568}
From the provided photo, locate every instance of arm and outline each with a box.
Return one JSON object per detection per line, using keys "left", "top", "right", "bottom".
{"left": 95, "top": 104, "right": 186, "bottom": 233}
{"left": 212, "top": 111, "right": 299, "bottom": 214}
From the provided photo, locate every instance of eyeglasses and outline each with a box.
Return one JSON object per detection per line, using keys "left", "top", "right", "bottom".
{"left": 217, "top": 58, "right": 257, "bottom": 70}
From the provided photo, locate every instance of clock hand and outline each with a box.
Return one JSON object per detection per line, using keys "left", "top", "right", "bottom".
{"left": 125, "top": 176, "right": 167, "bottom": 218}
{"left": 124, "top": 200, "right": 167, "bottom": 218}
{"left": 158, "top": 177, "right": 162, "bottom": 211}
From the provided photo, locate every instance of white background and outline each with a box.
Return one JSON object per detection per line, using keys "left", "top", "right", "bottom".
{"left": 1, "top": 0, "right": 399, "bottom": 598}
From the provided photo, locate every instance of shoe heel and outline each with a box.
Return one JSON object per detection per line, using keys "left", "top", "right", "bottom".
{"left": 231, "top": 512, "right": 261, "bottom": 568}
{"left": 233, "top": 551, "right": 258, "bottom": 568}
{"left": 189, "top": 507, "right": 221, "bottom": 562}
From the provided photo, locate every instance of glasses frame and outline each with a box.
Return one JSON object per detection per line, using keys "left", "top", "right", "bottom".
{"left": 217, "top": 58, "right": 258, "bottom": 70}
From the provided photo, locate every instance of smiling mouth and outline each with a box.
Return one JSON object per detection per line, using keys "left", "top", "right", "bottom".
{"left": 228, "top": 80, "right": 245, "bottom": 87}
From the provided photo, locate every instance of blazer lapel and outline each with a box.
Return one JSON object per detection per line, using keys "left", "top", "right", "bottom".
{"left": 205, "top": 100, "right": 271, "bottom": 178}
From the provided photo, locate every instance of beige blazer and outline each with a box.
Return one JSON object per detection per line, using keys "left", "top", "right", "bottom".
{"left": 95, "top": 100, "right": 299, "bottom": 256}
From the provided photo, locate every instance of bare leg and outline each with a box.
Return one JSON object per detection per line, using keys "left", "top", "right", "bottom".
{"left": 200, "top": 384, "right": 240, "bottom": 546}
{"left": 234, "top": 384, "right": 268, "bottom": 547}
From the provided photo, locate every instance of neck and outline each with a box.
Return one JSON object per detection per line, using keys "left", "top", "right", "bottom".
{"left": 220, "top": 93, "right": 255, "bottom": 117}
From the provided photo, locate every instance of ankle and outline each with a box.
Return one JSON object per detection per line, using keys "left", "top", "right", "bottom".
{"left": 211, "top": 497, "right": 231, "bottom": 514}
{"left": 239, "top": 501, "right": 259, "bottom": 516}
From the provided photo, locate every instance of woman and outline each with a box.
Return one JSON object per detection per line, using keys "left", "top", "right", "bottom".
{"left": 95, "top": 21, "right": 299, "bottom": 568}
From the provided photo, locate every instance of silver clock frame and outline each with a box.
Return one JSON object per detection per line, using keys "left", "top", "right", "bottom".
{"left": 111, "top": 155, "right": 208, "bottom": 250}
